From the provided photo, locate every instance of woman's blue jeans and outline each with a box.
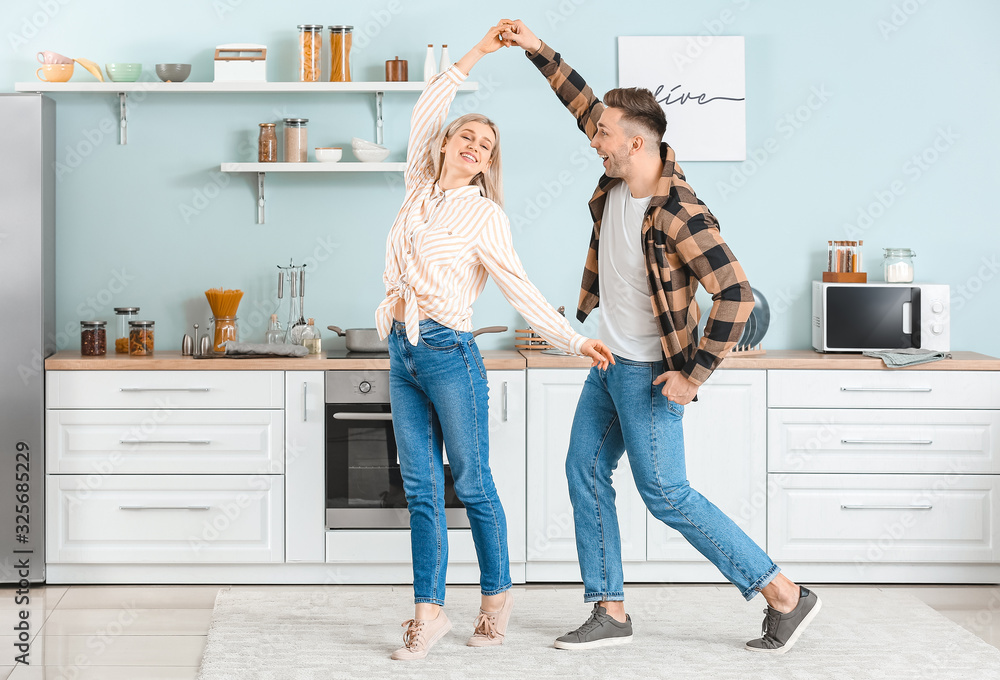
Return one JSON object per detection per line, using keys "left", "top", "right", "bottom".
{"left": 567, "top": 355, "right": 779, "bottom": 602}
{"left": 389, "top": 319, "right": 512, "bottom": 605}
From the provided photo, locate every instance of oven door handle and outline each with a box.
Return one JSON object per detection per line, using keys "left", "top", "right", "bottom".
{"left": 332, "top": 412, "right": 394, "bottom": 421}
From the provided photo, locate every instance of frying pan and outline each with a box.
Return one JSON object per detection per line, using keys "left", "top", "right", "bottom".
{"left": 327, "top": 325, "right": 507, "bottom": 352}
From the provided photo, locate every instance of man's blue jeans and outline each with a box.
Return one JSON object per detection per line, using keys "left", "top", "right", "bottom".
{"left": 567, "top": 355, "right": 779, "bottom": 602}
{"left": 389, "top": 319, "right": 512, "bottom": 605}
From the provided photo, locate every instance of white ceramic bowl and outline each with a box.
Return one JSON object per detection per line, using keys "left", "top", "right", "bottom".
{"left": 353, "top": 147, "right": 390, "bottom": 163}
{"left": 314, "top": 147, "right": 342, "bottom": 163}
{"left": 351, "top": 136, "right": 384, "bottom": 150}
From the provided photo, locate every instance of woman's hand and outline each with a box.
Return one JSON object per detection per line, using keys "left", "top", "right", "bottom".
{"left": 581, "top": 338, "right": 615, "bottom": 370}
{"left": 498, "top": 19, "right": 542, "bottom": 53}
{"left": 456, "top": 23, "right": 510, "bottom": 75}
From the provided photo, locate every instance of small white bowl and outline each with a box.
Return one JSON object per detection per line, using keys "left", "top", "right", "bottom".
{"left": 354, "top": 147, "right": 390, "bottom": 163}
{"left": 314, "top": 147, "right": 342, "bottom": 163}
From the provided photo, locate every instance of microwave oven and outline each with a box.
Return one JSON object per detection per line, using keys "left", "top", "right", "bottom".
{"left": 811, "top": 281, "right": 950, "bottom": 352}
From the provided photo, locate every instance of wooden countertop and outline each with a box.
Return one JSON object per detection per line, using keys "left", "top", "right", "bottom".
{"left": 519, "top": 349, "right": 1000, "bottom": 371}
{"left": 45, "top": 350, "right": 527, "bottom": 371}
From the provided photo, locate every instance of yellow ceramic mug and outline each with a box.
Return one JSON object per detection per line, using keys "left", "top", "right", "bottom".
{"left": 36, "top": 63, "right": 73, "bottom": 82}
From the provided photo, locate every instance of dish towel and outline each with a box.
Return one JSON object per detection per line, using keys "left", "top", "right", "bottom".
{"left": 862, "top": 348, "right": 952, "bottom": 368}
{"left": 223, "top": 341, "right": 309, "bottom": 357}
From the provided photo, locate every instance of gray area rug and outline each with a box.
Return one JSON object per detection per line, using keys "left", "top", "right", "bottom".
{"left": 197, "top": 585, "right": 1000, "bottom": 680}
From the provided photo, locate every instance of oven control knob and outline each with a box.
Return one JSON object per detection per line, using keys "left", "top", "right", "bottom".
{"left": 358, "top": 380, "right": 372, "bottom": 394}
{"left": 930, "top": 300, "right": 944, "bottom": 314}
{"left": 931, "top": 323, "right": 943, "bottom": 335}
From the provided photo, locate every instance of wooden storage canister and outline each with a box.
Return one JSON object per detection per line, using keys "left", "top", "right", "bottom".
{"left": 328, "top": 25, "right": 353, "bottom": 82}
{"left": 385, "top": 56, "right": 407, "bottom": 82}
{"left": 297, "top": 24, "right": 323, "bottom": 82}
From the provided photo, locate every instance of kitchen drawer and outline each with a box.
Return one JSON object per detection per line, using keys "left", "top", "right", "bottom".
{"left": 768, "top": 370, "right": 999, "bottom": 409}
{"left": 46, "top": 475, "right": 284, "bottom": 563}
{"left": 768, "top": 409, "right": 1000, "bottom": 473}
{"left": 47, "top": 410, "right": 284, "bottom": 474}
{"left": 326, "top": 530, "right": 477, "bottom": 564}
{"left": 768, "top": 474, "right": 1000, "bottom": 564}
{"left": 46, "top": 371, "right": 284, "bottom": 409}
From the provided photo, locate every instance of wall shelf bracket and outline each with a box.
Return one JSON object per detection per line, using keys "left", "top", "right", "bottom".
{"left": 257, "top": 172, "right": 266, "bottom": 224}
{"left": 375, "top": 91, "right": 384, "bottom": 146}
{"left": 118, "top": 92, "right": 128, "bottom": 145}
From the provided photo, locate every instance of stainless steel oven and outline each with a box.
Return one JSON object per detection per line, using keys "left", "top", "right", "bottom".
{"left": 325, "top": 370, "right": 469, "bottom": 529}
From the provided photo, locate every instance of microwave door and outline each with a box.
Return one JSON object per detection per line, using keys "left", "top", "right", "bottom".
{"left": 826, "top": 286, "right": 915, "bottom": 349}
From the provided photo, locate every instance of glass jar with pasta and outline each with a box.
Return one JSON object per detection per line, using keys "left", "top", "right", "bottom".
{"left": 128, "top": 320, "right": 155, "bottom": 356}
{"left": 328, "top": 25, "right": 353, "bottom": 82}
{"left": 297, "top": 24, "right": 323, "bottom": 82}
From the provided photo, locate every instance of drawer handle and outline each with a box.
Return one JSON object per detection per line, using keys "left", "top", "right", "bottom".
{"left": 118, "top": 505, "right": 212, "bottom": 511}
{"left": 119, "top": 440, "right": 212, "bottom": 445}
{"left": 840, "top": 504, "right": 933, "bottom": 511}
{"left": 841, "top": 439, "right": 933, "bottom": 445}
{"left": 332, "top": 412, "right": 393, "bottom": 421}
{"left": 502, "top": 381, "right": 508, "bottom": 422}
{"left": 840, "top": 387, "right": 932, "bottom": 393}
{"left": 119, "top": 387, "right": 212, "bottom": 393}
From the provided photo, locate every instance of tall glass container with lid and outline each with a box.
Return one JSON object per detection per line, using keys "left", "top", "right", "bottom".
{"left": 297, "top": 25, "right": 323, "bottom": 82}
{"left": 283, "top": 118, "right": 308, "bottom": 162}
{"left": 114, "top": 307, "right": 139, "bottom": 353}
{"left": 328, "top": 25, "right": 353, "bottom": 82}
{"left": 258, "top": 123, "right": 277, "bottom": 162}
{"left": 128, "top": 320, "right": 155, "bottom": 356}
{"left": 883, "top": 248, "right": 916, "bottom": 283}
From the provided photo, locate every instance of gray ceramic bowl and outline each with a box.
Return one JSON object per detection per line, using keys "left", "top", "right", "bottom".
{"left": 155, "top": 63, "right": 191, "bottom": 82}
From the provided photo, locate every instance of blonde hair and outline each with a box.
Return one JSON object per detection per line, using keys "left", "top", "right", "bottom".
{"left": 423, "top": 113, "right": 504, "bottom": 207}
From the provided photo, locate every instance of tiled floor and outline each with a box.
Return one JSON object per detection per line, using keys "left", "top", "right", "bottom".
{"left": 0, "top": 583, "right": 997, "bottom": 678}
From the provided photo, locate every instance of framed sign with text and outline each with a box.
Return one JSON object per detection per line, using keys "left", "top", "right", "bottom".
{"left": 618, "top": 36, "right": 746, "bottom": 161}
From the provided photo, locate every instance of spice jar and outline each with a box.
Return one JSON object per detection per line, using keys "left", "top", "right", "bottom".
{"left": 883, "top": 248, "right": 916, "bottom": 283}
{"left": 328, "top": 25, "right": 353, "bottom": 82}
{"left": 283, "top": 118, "right": 308, "bottom": 162}
{"left": 80, "top": 320, "right": 107, "bottom": 356}
{"left": 297, "top": 24, "right": 323, "bottom": 82}
{"left": 113, "top": 306, "right": 138, "bottom": 353}
{"left": 128, "top": 320, "right": 155, "bottom": 356}
{"left": 258, "top": 123, "right": 277, "bottom": 162}
{"left": 210, "top": 316, "right": 239, "bottom": 354}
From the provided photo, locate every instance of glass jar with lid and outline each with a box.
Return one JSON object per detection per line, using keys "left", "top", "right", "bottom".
{"left": 128, "top": 320, "right": 155, "bottom": 356}
{"left": 883, "top": 248, "right": 915, "bottom": 283}
{"left": 328, "top": 25, "right": 353, "bottom": 82}
{"left": 113, "top": 307, "right": 139, "bottom": 353}
{"left": 210, "top": 316, "right": 239, "bottom": 354}
{"left": 80, "top": 320, "right": 107, "bottom": 356}
{"left": 297, "top": 24, "right": 323, "bottom": 82}
{"left": 258, "top": 123, "right": 277, "bottom": 162}
{"left": 283, "top": 118, "right": 308, "bottom": 162}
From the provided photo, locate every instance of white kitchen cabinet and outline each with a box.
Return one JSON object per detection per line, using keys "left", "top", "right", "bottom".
{"left": 646, "top": 370, "right": 767, "bottom": 562}
{"left": 766, "top": 367, "right": 1000, "bottom": 581}
{"left": 284, "top": 372, "right": 326, "bottom": 562}
{"left": 46, "top": 474, "right": 284, "bottom": 563}
{"left": 46, "top": 370, "right": 284, "bottom": 409}
{"left": 46, "top": 409, "right": 284, "bottom": 474}
{"left": 525, "top": 368, "right": 645, "bottom": 570}
{"left": 488, "top": 370, "right": 527, "bottom": 563}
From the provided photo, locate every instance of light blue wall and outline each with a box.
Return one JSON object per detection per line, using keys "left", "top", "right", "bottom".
{"left": 3, "top": 0, "right": 999, "bottom": 356}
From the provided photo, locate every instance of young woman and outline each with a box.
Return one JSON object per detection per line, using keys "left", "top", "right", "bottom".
{"left": 375, "top": 24, "right": 614, "bottom": 661}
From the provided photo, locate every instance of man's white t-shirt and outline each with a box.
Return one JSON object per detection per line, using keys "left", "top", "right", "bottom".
{"left": 597, "top": 181, "right": 663, "bottom": 362}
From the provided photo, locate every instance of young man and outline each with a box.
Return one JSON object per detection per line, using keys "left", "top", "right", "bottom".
{"left": 499, "top": 20, "right": 821, "bottom": 654}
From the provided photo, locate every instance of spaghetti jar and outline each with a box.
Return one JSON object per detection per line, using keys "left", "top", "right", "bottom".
{"left": 128, "top": 320, "right": 155, "bottom": 356}
{"left": 258, "top": 123, "right": 277, "bottom": 162}
{"left": 210, "top": 316, "right": 239, "bottom": 353}
{"left": 297, "top": 25, "right": 323, "bottom": 82}
{"left": 113, "top": 306, "right": 138, "bottom": 353}
{"left": 283, "top": 118, "right": 308, "bottom": 162}
{"left": 80, "top": 320, "right": 106, "bottom": 356}
{"left": 328, "top": 25, "right": 353, "bottom": 82}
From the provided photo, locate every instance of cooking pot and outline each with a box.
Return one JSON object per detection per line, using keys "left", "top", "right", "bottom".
{"left": 327, "top": 325, "right": 508, "bottom": 353}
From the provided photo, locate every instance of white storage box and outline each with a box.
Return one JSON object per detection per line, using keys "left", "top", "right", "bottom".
{"left": 214, "top": 43, "right": 267, "bottom": 82}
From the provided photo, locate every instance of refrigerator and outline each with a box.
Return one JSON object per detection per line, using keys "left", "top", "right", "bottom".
{"left": 0, "top": 94, "right": 54, "bottom": 583}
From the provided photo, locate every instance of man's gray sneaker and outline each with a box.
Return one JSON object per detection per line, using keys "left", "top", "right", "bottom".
{"left": 554, "top": 604, "right": 633, "bottom": 650}
{"left": 745, "top": 586, "right": 822, "bottom": 654}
